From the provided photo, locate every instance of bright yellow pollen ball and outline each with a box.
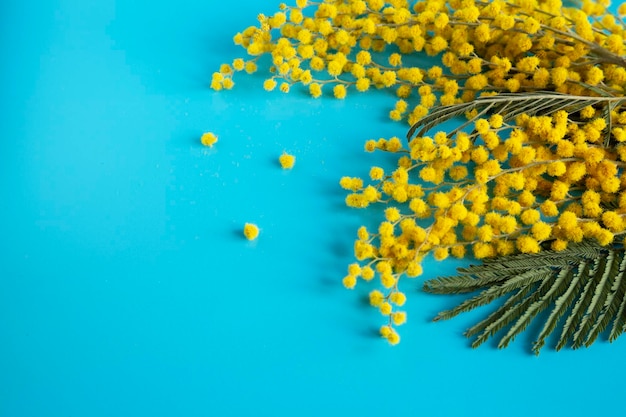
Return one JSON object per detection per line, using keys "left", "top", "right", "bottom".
{"left": 243, "top": 223, "right": 260, "bottom": 241}
{"left": 200, "top": 132, "right": 218, "bottom": 147}
{"left": 279, "top": 152, "right": 296, "bottom": 169}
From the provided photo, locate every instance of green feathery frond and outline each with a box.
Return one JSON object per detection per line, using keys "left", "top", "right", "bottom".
{"left": 532, "top": 261, "right": 586, "bottom": 354}
{"left": 469, "top": 278, "right": 552, "bottom": 348}
{"left": 431, "top": 268, "right": 552, "bottom": 321}
{"left": 584, "top": 253, "right": 626, "bottom": 347}
{"left": 554, "top": 255, "right": 604, "bottom": 351}
{"left": 609, "top": 276, "right": 626, "bottom": 342}
{"left": 423, "top": 241, "right": 626, "bottom": 354}
{"left": 498, "top": 267, "right": 572, "bottom": 349}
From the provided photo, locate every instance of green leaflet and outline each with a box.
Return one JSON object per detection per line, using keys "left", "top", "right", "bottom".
{"left": 423, "top": 241, "right": 626, "bottom": 354}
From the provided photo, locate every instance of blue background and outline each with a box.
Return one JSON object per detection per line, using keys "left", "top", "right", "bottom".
{"left": 2, "top": 1, "right": 624, "bottom": 416}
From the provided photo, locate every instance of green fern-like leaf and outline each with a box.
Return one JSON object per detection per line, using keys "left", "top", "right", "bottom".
{"left": 469, "top": 277, "right": 553, "bottom": 348}
{"left": 423, "top": 241, "right": 626, "bottom": 354}
{"left": 584, "top": 253, "right": 626, "bottom": 347}
{"left": 532, "top": 261, "right": 586, "bottom": 354}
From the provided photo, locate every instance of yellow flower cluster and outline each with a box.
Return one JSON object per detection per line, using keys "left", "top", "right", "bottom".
{"left": 341, "top": 98, "right": 626, "bottom": 342}
{"left": 213, "top": 0, "right": 626, "bottom": 127}
{"left": 214, "top": 0, "right": 626, "bottom": 345}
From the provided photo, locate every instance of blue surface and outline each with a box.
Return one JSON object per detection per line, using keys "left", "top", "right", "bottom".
{"left": 2, "top": 1, "right": 625, "bottom": 416}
